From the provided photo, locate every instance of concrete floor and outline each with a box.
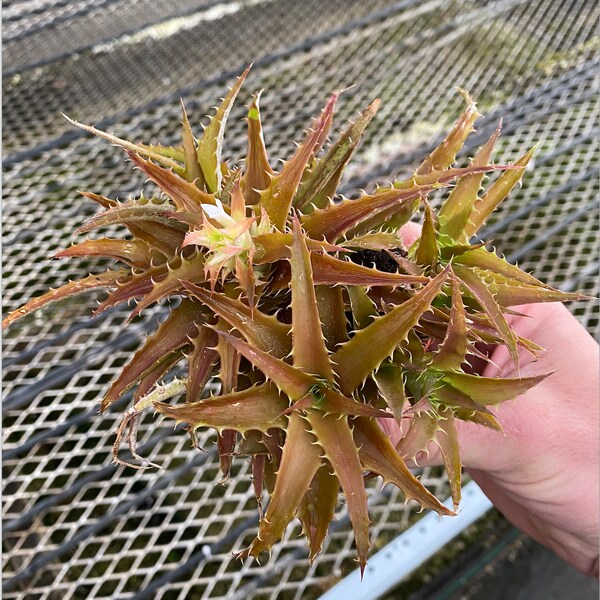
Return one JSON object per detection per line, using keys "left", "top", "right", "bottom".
{"left": 397, "top": 512, "right": 598, "bottom": 600}
{"left": 449, "top": 534, "right": 598, "bottom": 600}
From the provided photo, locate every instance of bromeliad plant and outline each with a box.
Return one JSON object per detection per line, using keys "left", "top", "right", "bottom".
{"left": 3, "top": 66, "right": 586, "bottom": 571}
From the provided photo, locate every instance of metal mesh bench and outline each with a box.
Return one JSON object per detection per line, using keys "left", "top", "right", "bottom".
{"left": 3, "top": 1, "right": 598, "bottom": 598}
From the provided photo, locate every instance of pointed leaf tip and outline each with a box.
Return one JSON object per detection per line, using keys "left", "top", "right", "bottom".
{"left": 154, "top": 383, "right": 287, "bottom": 433}
{"left": 416, "top": 90, "right": 480, "bottom": 174}
{"left": 289, "top": 217, "right": 335, "bottom": 382}
{"left": 3, "top": 270, "right": 128, "bottom": 330}
{"left": 442, "top": 370, "right": 553, "bottom": 405}
{"left": 294, "top": 98, "right": 380, "bottom": 212}
{"left": 246, "top": 412, "right": 322, "bottom": 557}
{"left": 260, "top": 108, "right": 329, "bottom": 229}
{"left": 127, "top": 150, "right": 216, "bottom": 211}
{"left": 180, "top": 99, "right": 204, "bottom": 185}
{"left": 438, "top": 121, "right": 503, "bottom": 241}
{"left": 197, "top": 65, "right": 251, "bottom": 193}
{"left": 243, "top": 89, "right": 274, "bottom": 205}
{"left": 64, "top": 114, "right": 185, "bottom": 174}
{"left": 465, "top": 145, "right": 536, "bottom": 237}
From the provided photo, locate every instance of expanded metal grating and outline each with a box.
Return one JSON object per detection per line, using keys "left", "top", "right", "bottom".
{"left": 2, "top": 1, "right": 599, "bottom": 599}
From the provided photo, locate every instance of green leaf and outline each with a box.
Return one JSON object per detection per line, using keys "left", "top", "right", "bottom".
{"left": 414, "top": 202, "right": 439, "bottom": 268}
{"left": 353, "top": 417, "right": 453, "bottom": 516}
{"left": 310, "top": 252, "right": 428, "bottom": 287}
{"left": 92, "top": 251, "right": 203, "bottom": 320}
{"left": 453, "top": 408, "right": 503, "bottom": 431}
{"left": 294, "top": 98, "right": 380, "bottom": 211}
{"left": 53, "top": 238, "right": 153, "bottom": 269}
{"left": 298, "top": 466, "right": 339, "bottom": 561}
{"left": 373, "top": 362, "right": 406, "bottom": 428}
{"left": 351, "top": 197, "right": 419, "bottom": 237}
{"left": 242, "top": 412, "right": 322, "bottom": 558}
{"left": 465, "top": 145, "right": 536, "bottom": 238}
{"left": 436, "top": 408, "right": 462, "bottom": 510}
{"left": 181, "top": 282, "right": 291, "bottom": 359}
{"left": 216, "top": 167, "right": 241, "bottom": 207}
{"left": 441, "top": 370, "right": 553, "bottom": 405}
{"left": 180, "top": 99, "right": 205, "bottom": 186}
{"left": 259, "top": 108, "right": 329, "bottom": 229}
{"left": 126, "top": 220, "right": 186, "bottom": 260}
{"left": 341, "top": 231, "right": 404, "bottom": 251}
{"left": 2, "top": 269, "right": 128, "bottom": 330}
{"left": 64, "top": 115, "right": 186, "bottom": 176}
{"left": 454, "top": 311, "right": 544, "bottom": 356}
{"left": 253, "top": 232, "right": 344, "bottom": 264}
{"left": 127, "top": 151, "right": 216, "bottom": 210}
{"left": 438, "top": 242, "right": 487, "bottom": 260}
{"left": 347, "top": 285, "right": 377, "bottom": 330}
{"left": 215, "top": 328, "right": 390, "bottom": 419}
{"left": 315, "top": 286, "right": 349, "bottom": 350}
{"left": 144, "top": 144, "right": 185, "bottom": 163}
{"left": 416, "top": 89, "right": 479, "bottom": 174}
{"left": 485, "top": 278, "right": 588, "bottom": 306}
{"left": 333, "top": 267, "right": 449, "bottom": 395}
{"left": 401, "top": 330, "right": 427, "bottom": 366}
{"left": 145, "top": 144, "right": 185, "bottom": 163}
{"left": 289, "top": 218, "right": 335, "bottom": 381}
{"left": 125, "top": 249, "right": 206, "bottom": 321}
{"left": 454, "top": 264, "right": 519, "bottom": 367}
{"left": 301, "top": 184, "right": 422, "bottom": 243}
{"left": 306, "top": 411, "right": 370, "bottom": 574}
{"left": 75, "top": 198, "right": 187, "bottom": 263}
{"left": 154, "top": 382, "right": 288, "bottom": 433}
{"left": 242, "top": 91, "right": 274, "bottom": 205}
{"left": 77, "top": 192, "right": 179, "bottom": 259}
{"left": 452, "top": 246, "right": 549, "bottom": 287}
{"left": 438, "top": 121, "right": 502, "bottom": 241}
{"left": 432, "top": 276, "right": 467, "bottom": 370}
{"left": 302, "top": 165, "right": 502, "bottom": 242}
{"left": 213, "top": 329, "right": 314, "bottom": 399}
{"left": 290, "top": 387, "right": 393, "bottom": 419}
{"left": 433, "top": 382, "right": 494, "bottom": 414}
{"left": 197, "top": 65, "right": 251, "bottom": 192}
{"left": 75, "top": 197, "right": 187, "bottom": 235}
{"left": 405, "top": 370, "right": 439, "bottom": 403}
{"left": 94, "top": 262, "right": 166, "bottom": 316}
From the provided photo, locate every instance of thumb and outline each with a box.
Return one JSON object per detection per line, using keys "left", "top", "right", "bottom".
{"left": 398, "top": 221, "right": 421, "bottom": 248}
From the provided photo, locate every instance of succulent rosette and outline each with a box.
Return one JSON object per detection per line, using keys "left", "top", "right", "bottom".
{"left": 3, "top": 65, "right": 586, "bottom": 571}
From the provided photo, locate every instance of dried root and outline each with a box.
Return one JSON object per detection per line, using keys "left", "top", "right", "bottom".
{"left": 112, "top": 407, "right": 162, "bottom": 470}
{"left": 112, "top": 378, "right": 188, "bottom": 469}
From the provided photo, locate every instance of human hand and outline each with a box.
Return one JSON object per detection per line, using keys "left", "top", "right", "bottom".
{"left": 389, "top": 224, "right": 600, "bottom": 577}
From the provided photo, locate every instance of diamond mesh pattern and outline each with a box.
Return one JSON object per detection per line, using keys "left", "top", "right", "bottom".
{"left": 2, "top": 0, "right": 599, "bottom": 598}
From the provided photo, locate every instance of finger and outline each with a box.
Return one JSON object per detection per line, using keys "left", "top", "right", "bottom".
{"left": 398, "top": 221, "right": 421, "bottom": 248}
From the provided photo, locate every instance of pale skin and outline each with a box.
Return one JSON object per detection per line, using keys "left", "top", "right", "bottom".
{"left": 390, "top": 223, "right": 600, "bottom": 577}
